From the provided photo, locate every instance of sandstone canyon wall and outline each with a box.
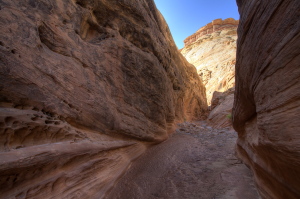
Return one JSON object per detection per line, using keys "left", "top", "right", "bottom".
{"left": 181, "top": 18, "right": 238, "bottom": 128}
{"left": 0, "top": 0, "right": 207, "bottom": 198}
{"left": 233, "top": 0, "right": 300, "bottom": 198}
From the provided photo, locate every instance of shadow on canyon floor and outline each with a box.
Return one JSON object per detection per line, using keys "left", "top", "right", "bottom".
{"left": 105, "top": 120, "right": 260, "bottom": 199}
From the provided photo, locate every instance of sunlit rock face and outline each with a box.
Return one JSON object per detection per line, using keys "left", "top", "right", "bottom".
{"left": 184, "top": 18, "right": 239, "bottom": 47}
{"left": 181, "top": 18, "right": 238, "bottom": 106}
{"left": 0, "top": 0, "right": 207, "bottom": 198}
{"left": 233, "top": 0, "right": 300, "bottom": 198}
{"left": 181, "top": 18, "right": 238, "bottom": 128}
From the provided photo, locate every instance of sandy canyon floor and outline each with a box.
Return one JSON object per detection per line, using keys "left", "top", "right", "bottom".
{"left": 106, "top": 121, "right": 260, "bottom": 199}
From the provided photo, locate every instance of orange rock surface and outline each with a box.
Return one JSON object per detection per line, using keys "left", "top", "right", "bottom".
{"left": 0, "top": 0, "right": 207, "bottom": 198}
{"left": 233, "top": 0, "right": 300, "bottom": 198}
{"left": 184, "top": 18, "right": 239, "bottom": 46}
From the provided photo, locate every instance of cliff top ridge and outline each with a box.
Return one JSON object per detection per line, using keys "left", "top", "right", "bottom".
{"left": 184, "top": 18, "right": 239, "bottom": 46}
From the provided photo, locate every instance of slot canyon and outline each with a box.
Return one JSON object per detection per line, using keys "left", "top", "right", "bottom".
{"left": 0, "top": 0, "right": 299, "bottom": 199}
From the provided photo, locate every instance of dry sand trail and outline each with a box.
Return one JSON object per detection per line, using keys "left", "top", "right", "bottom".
{"left": 106, "top": 121, "right": 260, "bottom": 199}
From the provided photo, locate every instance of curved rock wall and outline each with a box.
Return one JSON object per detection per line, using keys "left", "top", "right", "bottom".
{"left": 0, "top": 0, "right": 207, "bottom": 198}
{"left": 233, "top": 0, "right": 300, "bottom": 198}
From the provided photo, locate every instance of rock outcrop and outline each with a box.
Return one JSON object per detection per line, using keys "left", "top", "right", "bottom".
{"left": 181, "top": 18, "right": 238, "bottom": 128}
{"left": 181, "top": 18, "right": 238, "bottom": 105}
{"left": 0, "top": 0, "right": 207, "bottom": 198}
{"left": 233, "top": 0, "right": 300, "bottom": 198}
{"left": 207, "top": 88, "right": 234, "bottom": 128}
{"left": 184, "top": 18, "right": 239, "bottom": 47}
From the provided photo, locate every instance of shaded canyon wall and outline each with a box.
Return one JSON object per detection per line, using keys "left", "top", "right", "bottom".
{"left": 233, "top": 0, "right": 300, "bottom": 198}
{"left": 0, "top": 0, "right": 207, "bottom": 198}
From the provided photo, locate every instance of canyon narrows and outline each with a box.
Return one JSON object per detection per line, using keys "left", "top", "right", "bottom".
{"left": 0, "top": 0, "right": 299, "bottom": 199}
{"left": 106, "top": 17, "right": 260, "bottom": 199}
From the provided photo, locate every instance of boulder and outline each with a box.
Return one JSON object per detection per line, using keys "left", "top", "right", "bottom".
{"left": 208, "top": 88, "right": 235, "bottom": 129}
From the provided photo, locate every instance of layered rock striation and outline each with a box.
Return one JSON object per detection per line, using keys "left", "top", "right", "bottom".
{"left": 184, "top": 18, "right": 239, "bottom": 47}
{"left": 233, "top": 0, "right": 300, "bottom": 198}
{"left": 181, "top": 18, "right": 238, "bottom": 128}
{"left": 0, "top": 0, "right": 207, "bottom": 198}
{"left": 181, "top": 18, "right": 238, "bottom": 105}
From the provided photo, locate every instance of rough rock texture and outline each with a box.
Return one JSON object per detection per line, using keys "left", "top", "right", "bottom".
{"left": 208, "top": 88, "right": 235, "bottom": 129}
{"left": 181, "top": 18, "right": 238, "bottom": 129}
{"left": 181, "top": 18, "right": 238, "bottom": 105}
{"left": 233, "top": 0, "right": 300, "bottom": 198}
{"left": 0, "top": 0, "right": 207, "bottom": 198}
{"left": 184, "top": 18, "right": 239, "bottom": 46}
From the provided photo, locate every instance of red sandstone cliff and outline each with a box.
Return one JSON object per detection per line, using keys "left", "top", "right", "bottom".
{"left": 234, "top": 0, "right": 300, "bottom": 198}
{"left": 0, "top": 0, "right": 207, "bottom": 198}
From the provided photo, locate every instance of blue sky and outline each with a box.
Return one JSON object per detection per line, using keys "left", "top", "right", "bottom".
{"left": 153, "top": 0, "right": 240, "bottom": 49}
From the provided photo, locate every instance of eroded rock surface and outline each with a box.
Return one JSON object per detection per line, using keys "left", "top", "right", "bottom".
{"left": 208, "top": 88, "right": 235, "bottom": 129}
{"left": 181, "top": 18, "right": 238, "bottom": 129}
{"left": 233, "top": 0, "right": 300, "bottom": 198}
{"left": 181, "top": 18, "right": 238, "bottom": 105}
{"left": 184, "top": 18, "right": 239, "bottom": 46}
{"left": 0, "top": 0, "right": 207, "bottom": 198}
